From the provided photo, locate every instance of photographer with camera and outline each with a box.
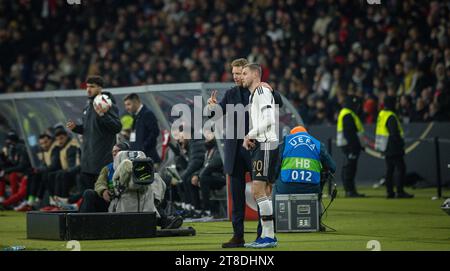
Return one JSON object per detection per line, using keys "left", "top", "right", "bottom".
{"left": 80, "top": 142, "right": 182, "bottom": 229}
{"left": 79, "top": 142, "right": 130, "bottom": 212}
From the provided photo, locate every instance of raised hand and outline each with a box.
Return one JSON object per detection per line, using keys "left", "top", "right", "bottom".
{"left": 242, "top": 136, "right": 256, "bottom": 150}
{"left": 207, "top": 90, "right": 218, "bottom": 105}
{"left": 66, "top": 120, "right": 76, "bottom": 130}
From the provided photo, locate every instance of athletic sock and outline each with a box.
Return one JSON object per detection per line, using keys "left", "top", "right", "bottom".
{"left": 267, "top": 195, "right": 272, "bottom": 211}
{"left": 27, "top": 195, "right": 35, "bottom": 205}
{"left": 49, "top": 196, "right": 56, "bottom": 206}
{"left": 256, "top": 196, "right": 275, "bottom": 239}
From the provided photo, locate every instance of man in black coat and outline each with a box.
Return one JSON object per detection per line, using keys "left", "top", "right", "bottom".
{"left": 66, "top": 75, "right": 122, "bottom": 193}
{"left": 179, "top": 135, "right": 205, "bottom": 217}
{"left": 207, "top": 58, "right": 282, "bottom": 248}
{"left": 381, "top": 96, "right": 414, "bottom": 199}
{"left": 123, "top": 93, "right": 161, "bottom": 164}
{"left": 338, "top": 95, "right": 366, "bottom": 197}
{"left": 191, "top": 132, "right": 226, "bottom": 217}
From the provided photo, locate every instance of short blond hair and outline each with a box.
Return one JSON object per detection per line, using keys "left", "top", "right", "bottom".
{"left": 243, "top": 63, "right": 262, "bottom": 77}
{"left": 231, "top": 58, "right": 248, "bottom": 68}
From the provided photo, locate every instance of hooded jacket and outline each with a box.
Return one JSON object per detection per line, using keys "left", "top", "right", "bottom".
{"left": 72, "top": 91, "right": 122, "bottom": 174}
{"left": 4, "top": 142, "right": 31, "bottom": 175}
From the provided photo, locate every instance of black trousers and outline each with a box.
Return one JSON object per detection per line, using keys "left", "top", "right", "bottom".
{"left": 385, "top": 155, "right": 406, "bottom": 194}
{"left": 182, "top": 176, "right": 201, "bottom": 210}
{"left": 79, "top": 172, "right": 99, "bottom": 193}
{"left": 27, "top": 172, "right": 47, "bottom": 199}
{"left": 54, "top": 171, "right": 78, "bottom": 198}
{"left": 229, "top": 144, "right": 252, "bottom": 239}
{"left": 199, "top": 173, "right": 226, "bottom": 212}
{"left": 79, "top": 189, "right": 109, "bottom": 212}
{"left": 341, "top": 149, "right": 360, "bottom": 193}
{"left": 46, "top": 171, "right": 59, "bottom": 197}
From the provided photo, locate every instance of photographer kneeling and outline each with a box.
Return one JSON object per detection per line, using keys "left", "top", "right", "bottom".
{"left": 79, "top": 142, "right": 182, "bottom": 229}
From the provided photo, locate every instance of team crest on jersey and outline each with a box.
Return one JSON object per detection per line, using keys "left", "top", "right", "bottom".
{"left": 288, "top": 135, "right": 316, "bottom": 151}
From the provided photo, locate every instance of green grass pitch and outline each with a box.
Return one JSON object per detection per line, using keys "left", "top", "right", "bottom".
{"left": 1, "top": 187, "right": 449, "bottom": 251}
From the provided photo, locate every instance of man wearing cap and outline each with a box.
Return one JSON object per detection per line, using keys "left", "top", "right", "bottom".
{"left": 66, "top": 75, "right": 122, "bottom": 194}
{"left": 375, "top": 96, "right": 414, "bottom": 199}
{"left": 336, "top": 95, "right": 366, "bottom": 197}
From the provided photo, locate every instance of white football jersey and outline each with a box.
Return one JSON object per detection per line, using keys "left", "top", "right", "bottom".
{"left": 248, "top": 86, "right": 278, "bottom": 143}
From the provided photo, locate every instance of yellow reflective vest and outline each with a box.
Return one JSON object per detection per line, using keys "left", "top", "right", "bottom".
{"left": 336, "top": 108, "right": 364, "bottom": 147}
{"left": 375, "top": 110, "right": 404, "bottom": 152}
{"left": 59, "top": 138, "right": 81, "bottom": 171}
{"left": 37, "top": 141, "right": 58, "bottom": 167}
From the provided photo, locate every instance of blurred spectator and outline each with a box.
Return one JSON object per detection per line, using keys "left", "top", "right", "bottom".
{"left": 0, "top": 0, "right": 448, "bottom": 122}
{"left": 310, "top": 99, "right": 331, "bottom": 125}
{"left": 411, "top": 97, "right": 428, "bottom": 122}
{"left": 399, "top": 95, "right": 414, "bottom": 124}
{"left": 363, "top": 98, "right": 377, "bottom": 124}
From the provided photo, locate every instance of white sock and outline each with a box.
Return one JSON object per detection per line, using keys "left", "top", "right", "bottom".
{"left": 256, "top": 196, "right": 275, "bottom": 239}
{"left": 267, "top": 196, "right": 272, "bottom": 210}
{"left": 32, "top": 199, "right": 40, "bottom": 206}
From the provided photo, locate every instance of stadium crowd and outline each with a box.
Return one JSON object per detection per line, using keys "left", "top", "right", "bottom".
{"left": 0, "top": 0, "right": 449, "bottom": 124}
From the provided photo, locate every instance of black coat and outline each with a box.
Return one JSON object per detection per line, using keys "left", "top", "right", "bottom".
{"left": 73, "top": 92, "right": 122, "bottom": 174}
{"left": 197, "top": 147, "right": 224, "bottom": 179}
{"left": 180, "top": 140, "right": 205, "bottom": 183}
{"left": 37, "top": 146, "right": 61, "bottom": 173}
{"left": 385, "top": 115, "right": 405, "bottom": 157}
{"left": 130, "top": 104, "right": 161, "bottom": 163}
{"left": 217, "top": 86, "right": 283, "bottom": 174}
{"left": 4, "top": 142, "right": 31, "bottom": 175}
{"left": 342, "top": 114, "right": 362, "bottom": 153}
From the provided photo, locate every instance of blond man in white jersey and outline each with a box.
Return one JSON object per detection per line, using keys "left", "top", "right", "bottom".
{"left": 242, "top": 63, "right": 279, "bottom": 248}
